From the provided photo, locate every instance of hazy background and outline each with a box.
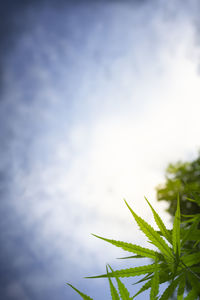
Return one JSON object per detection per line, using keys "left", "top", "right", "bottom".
{"left": 1, "top": 0, "right": 200, "bottom": 299}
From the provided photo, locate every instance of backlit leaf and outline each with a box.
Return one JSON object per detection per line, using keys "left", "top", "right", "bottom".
{"left": 117, "top": 255, "right": 144, "bottom": 259}
{"left": 124, "top": 200, "right": 174, "bottom": 261}
{"left": 106, "top": 266, "right": 120, "bottom": 300}
{"left": 177, "top": 273, "right": 186, "bottom": 300}
{"left": 181, "top": 252, "right": 200, "bottom": 267}
{"left": 150, "top": 259, "right": 159, "bottom": 300}
{"left": 172, "top": 195, "right": 181, "bottom": 256}
{"left": 181, "top": 219, "right": 199, "bottom": 246}
{"left": 145, "top": 197, "right": 172, "bottom": 244}
{"left": 67, "top": 283, "right": 93, "bottom": 300}
{"left": 109, "top": 265, "right": 132, "bottom": 300}
{"left": 159, "top": 276, "right": 181, "bottom": 300}
{"left": 92, "top": 234, "right": 161, "bottom": 259}
{"left": 86, "top": 264, "right": 159, "bottom": 279}
{"left": 132, "top": 279, "right": 152, "bottom": 299}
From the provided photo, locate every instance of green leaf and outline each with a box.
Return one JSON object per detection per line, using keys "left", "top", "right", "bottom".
{"left": 158, "top": 269, "right": 174, "bottom": 284}
{"left": 133, "top": 268, "right": 173, "bottom": 299}
{"left": 172, "top": 194, "right": 181, "bottom": 256}
{"left": 145, "top": 197, "right": 172, "bottom": 244}
{"left": 159, "top": 276, "right": 181, "bottom": 300}
{"left": 181, "top": 252, "right": 200, "bottom": 267}
{"left": 183, "top": 229, "right": 200, "bottom": 241}
{"left": 190, "top": 266, "right": 200, "bottom": 273}
{"left": 133, "top": 265, "right": 175, "bottom": 298}
{"left": 92, "top": 234, "right": 161, "bottom": 260}
{"left": 185, "top": 197, "right": 200, "bottom": 207}
{"left": 117, "top": 255, "right": 144, "bottom": 259}
{"left": 181, "top": 214, "right": 199, "bottom": 218}
{"left": 150, "top": 259, "right": 159, "bottom": 300}
{"left": 187, "top": 272, "right": 200, "bottom": 295}
{"left": 132, "top": 272, "right": 153, "bottom": 285}
{"left": 181, "top": 219, "right": 199, "bottom": 246}
{"left": 177, "top": 273, "right": 186, "bottom": 300}
{"left": 109, "top": 265, "right": 132, "bottom": 300}
{"left": 86, "top": 264, "right": 160, "bottom": 279}
{"left": 67, "top": 283, "right": 94, "bottom": 300}
{"left": 193, "top": 239, "right": 200, "bottom": 248}
{"left": 106, "top": 266, "right": 120, "bottom": 300}
{"left": 132, "top": 279, "right": 152, "bottom": 299}
{"left": 124, "top": 200, "right": 174, "bottom": 261}
{"left": 184, "top": 288, "right": 198, "bottom": 300}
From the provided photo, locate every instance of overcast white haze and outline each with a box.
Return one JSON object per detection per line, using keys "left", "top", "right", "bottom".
{"left": 1, "top": 0, "right": 200, "bottom": 299}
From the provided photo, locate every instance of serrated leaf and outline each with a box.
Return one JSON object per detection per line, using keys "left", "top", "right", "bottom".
{"left": 132, "top": 279, "right": 152, "bottom": 298}
{"left": 158, "top": 269, "right": 174, "bottom": 284}
{"left": 86, "top": 264, "right": 159, "bottom": 279}
{"left": 177, "top": 273, "right": 186, "bottom": 300}
{"left": 109, "top": 265, "right": 132, "bottom": 300}
{"left": 150, "top": 259, "right": 159, "bottom": 300}
{"left": 159, "top": 276, "right": 181, "bottom": 300}
{"left": 106, "top": 266, "right": 120, "bottom": 300}
{"left": 145, "top": 197, "right": 172, "bottom": 244}
{"left": 67, "top": 283, "right": 93, "bottom": 300}
{"left": 181, "top": 252, "right": 200, "bottom": 267}
{"left": 132, "top": 272, "right": 153, "bottom": 285}
{"left": 187, "top": 272, "right": 200, "bottom": 295}
{"left": 92, "top": 234, "right": 161, "bottom": 259}
{"left": 181, "top": 219, "right": 199, "bottom": 246}
{"left": 172, "top": 195, "right": 181, "bottom": 256}
{"left": 183, "top": 229, "right": 200, "bottom": 241}
{"left": 117, "top": 255, "right": 144, "bottom": 259}
{"left": 124, "top": 200, "right": 174, "bottom": 261}
{"left": 184, "top": 288, "right": 198, "bottom": 300}
{"left": 133, "top": 268, "right": 173, "bottom": 298}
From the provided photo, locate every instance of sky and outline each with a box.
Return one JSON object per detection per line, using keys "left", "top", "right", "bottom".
{"left": 1, "top": 0, "right": 200, "bottom": 299}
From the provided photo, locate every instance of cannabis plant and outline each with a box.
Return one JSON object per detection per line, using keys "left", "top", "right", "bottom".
{"left": 156, "top": 155, "right": 200, "bottom": 218}
{"left": 67, "top": 196, "right": 200, "bottom": 299}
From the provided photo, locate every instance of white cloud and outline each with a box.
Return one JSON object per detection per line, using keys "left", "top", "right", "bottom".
{"left": 2, "top": 1, "right": 200, "bottom": 298}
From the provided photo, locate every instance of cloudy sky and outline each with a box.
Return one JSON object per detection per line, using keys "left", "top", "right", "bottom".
{"left": 1, "top": 0, "right": 200, "bottom": 299}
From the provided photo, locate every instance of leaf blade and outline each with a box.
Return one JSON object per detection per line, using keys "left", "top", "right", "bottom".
{"left": 86, "top": 264, "right": 160, "bottom": 279}
{"left": 172, "top": 194, "right": 181, "bottom": 256}
{"left": 159, "top": 276, "right": 181, "bottom": 300}
{"left": 67, "top": 283, "right": 94, "bottom": 300}
{"left": 145, "top": 197, "right": 172, "bottom": 244}
{"left": 109, "top": 265, "right": 132, "bottom": 300}
{"left": 183, "top": 288, "right": 198, "bottom": 300}
{"left": 150, "top": 259, "right": 159, "bottom": 300}
{"left": 106, "top": 266, "right": 120, "bottom": 300}
{"left": 177, "top": 273, "right": 186, "bottom": 300}
{"left": 132, "top": 279, "right": 152, "bottom": 299}
{"left": 124, "top": 200, "right": 174, "bottom": 261}
{"left": 181, "top": 252, "right": 200, "bottom": 267}
{"left": 92, "top": 234, "right": 162, "bottom": 260}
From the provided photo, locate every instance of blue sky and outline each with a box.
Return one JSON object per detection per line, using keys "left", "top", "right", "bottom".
{"left": 1, "top": 0, "right": 200, "bottom": 299}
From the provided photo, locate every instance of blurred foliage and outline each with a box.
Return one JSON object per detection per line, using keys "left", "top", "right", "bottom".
{"left": 156, "top": 154, "right": 200, "bottom": 299}
{"left": 156, "top": 154, "right": 200, "bottom": 218}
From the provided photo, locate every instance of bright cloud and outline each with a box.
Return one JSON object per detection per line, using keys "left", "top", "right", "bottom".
{"left": 1, "top": 1, "right": 200, "bottom": 299}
